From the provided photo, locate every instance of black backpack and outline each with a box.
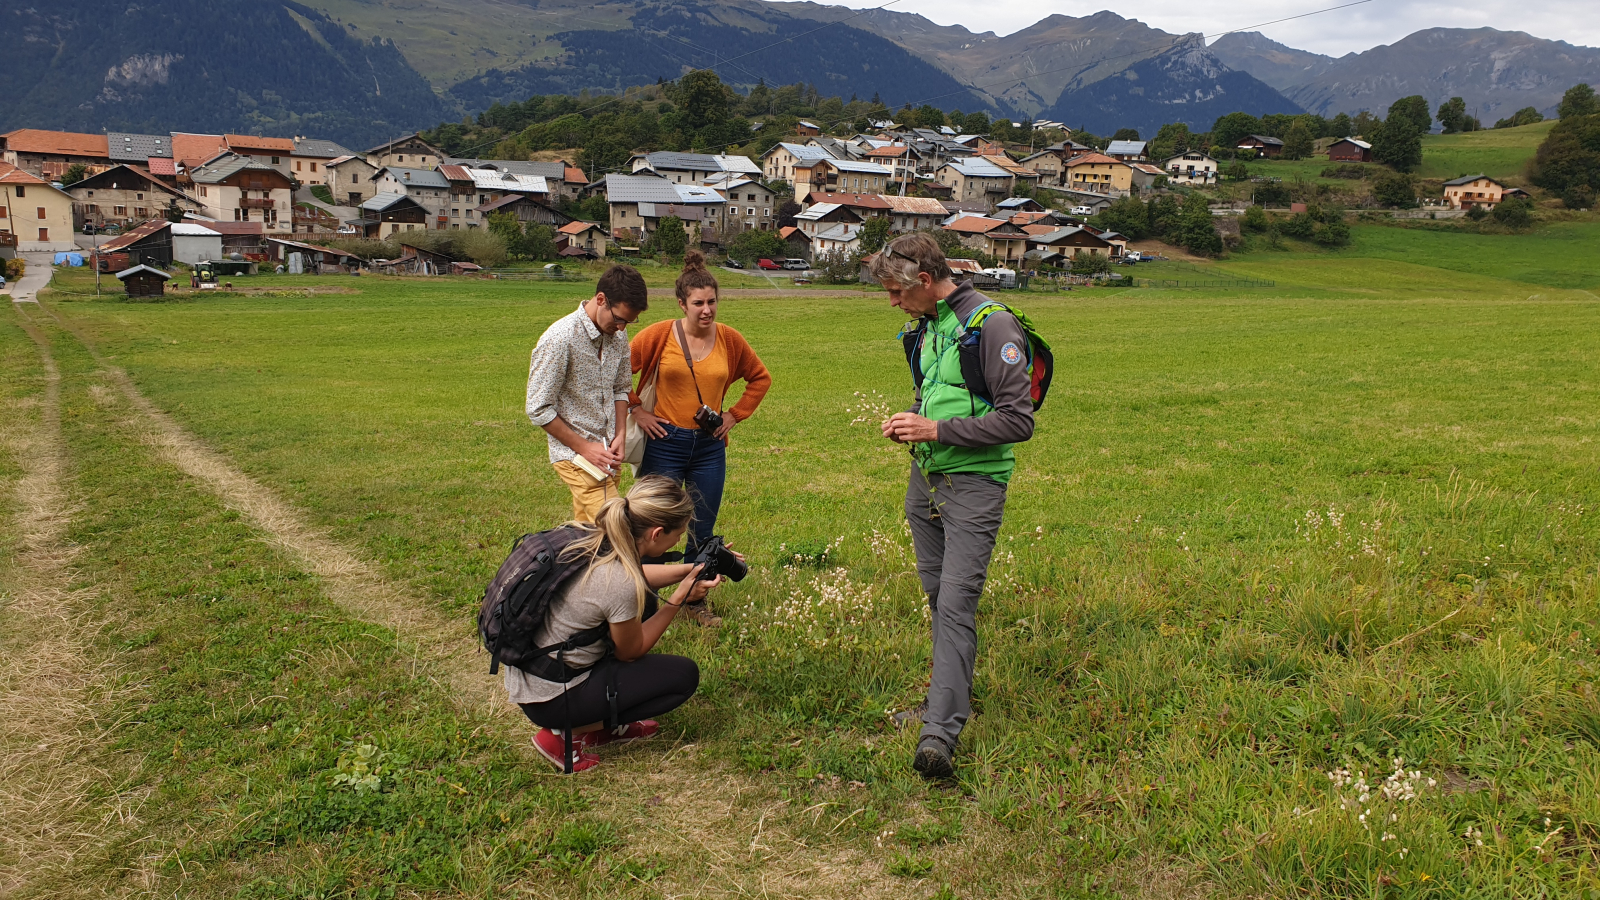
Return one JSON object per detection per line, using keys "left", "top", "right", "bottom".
{"left": 479, "top": 526, "right": 652, "bottom": 772}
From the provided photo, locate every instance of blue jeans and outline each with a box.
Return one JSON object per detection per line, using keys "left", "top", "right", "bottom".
{"left": 638, "top": 423, "right": 727, "bottom": 559}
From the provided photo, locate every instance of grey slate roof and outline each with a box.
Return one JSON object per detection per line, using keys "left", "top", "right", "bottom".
{"left": 1442, "top": 173, "right": 1499, "bottom": 186}
{"left": 361, "top": 192, "right": 419, "bottom": 212}
{"left": 603, "top": 174, "right": 688, "bottom": 204}
{"left": 293, "top": 137, "right": 352, "bottom": 158}
{"left": 380, "top": 166, "right": 450, "bottom": 189}
{"left": 942, "top": 158, "right": 1012, "bottom": 178}
{"left": 188, "top": 153, "right": 283, "bottom": 184}
{"left": 1106, "top": 140, "right": 1148, "bottom": 156}
{"left": 107, "top": 133, "right": 172, "bottom": 161}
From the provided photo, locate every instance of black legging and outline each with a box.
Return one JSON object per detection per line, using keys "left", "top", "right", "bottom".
{"left": 519, "top": 654, "right": 699, "bottom": 731}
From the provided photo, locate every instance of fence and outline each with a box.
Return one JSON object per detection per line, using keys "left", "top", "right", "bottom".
{"left": 1141, "top": 278, "right": 1277, "bottom": 289}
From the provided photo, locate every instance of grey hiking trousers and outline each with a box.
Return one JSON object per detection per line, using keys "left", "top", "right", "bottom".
{"left": 905, "top": 465, "right": 1008, "bottom": 749}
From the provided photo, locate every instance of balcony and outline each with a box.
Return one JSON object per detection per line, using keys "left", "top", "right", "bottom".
{"left": 241, "top": 197, "right": 276, "bottom": 209}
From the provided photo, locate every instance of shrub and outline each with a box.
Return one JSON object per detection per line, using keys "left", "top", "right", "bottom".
{"left": 726, "top": 228, "right": 786, "bottom": 264}
{"left": 1563, "top": 184, "right": 1595, "bottom": 209}
{"left": 1280, "top": 212, "right": 1317, "bottom": 239}
{"left": 1372, "top": 173, "right": 1418, "bottom": 208}
{"left": 1177, "top": 193, "right": 1223, "bottom": 257}
{"left": 647, "top": 216, "right": 688, "bottom": 256}
{"left": 814, "top": 249, "right": 863, "bottom": 284}
{"left": 1321, "top": 164, "right": 1376, "bottom": 180}
{"left": 858, "top": 217, "right": 891, "bottom": 254}
{"left": 1494, "top": 107, "right": 1544, "bottom": 129}
{"left": 1241, "top": 205, "right": 1269, "bottom": 233}
{"left": 1253, "top": 182, "right": 1291, "bottom": 207}
{"left": 1491, "top": 196, "right": 1533, "bottom": 228}
{"left": 316, "top": 237, "right": 400, "bottom": 260}
{"left": 1466, "top": 204, "right": 1489, "bottom": 221}
{"left": 1224, "top": 161, "right": 1251, "bottom": 181}
{"left": 1069, "top": 251, "right": 1110, "bottom": 275}
{"left": 1313, "top": 218, "right": 1351, "bottom": 246}
{"left": 1094, "top": 195, "right": 1150, "bottom": 240}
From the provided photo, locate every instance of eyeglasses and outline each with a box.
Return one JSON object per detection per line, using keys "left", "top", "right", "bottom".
{"left": 603, "top": 302, "right": 640, "bottom": 326}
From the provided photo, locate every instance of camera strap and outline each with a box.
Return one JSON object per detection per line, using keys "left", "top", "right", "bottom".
{"left": 672, "top": 319, "right": 708, "bottom": 410}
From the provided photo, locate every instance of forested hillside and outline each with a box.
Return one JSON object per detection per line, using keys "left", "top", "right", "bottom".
{"left": 0, "top": 0, "right": 449, "bottom": 147}
{"left": 446, "top": 1, "right": 986, "bottom": 114}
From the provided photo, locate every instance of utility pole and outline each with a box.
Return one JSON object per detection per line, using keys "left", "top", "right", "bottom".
{"left": 94, "top": 219, "right": 101, "bottom": 296}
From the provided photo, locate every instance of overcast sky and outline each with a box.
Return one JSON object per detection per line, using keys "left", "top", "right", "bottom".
{"left": 828, "top": 0, "right": 1598, "bottom": 56}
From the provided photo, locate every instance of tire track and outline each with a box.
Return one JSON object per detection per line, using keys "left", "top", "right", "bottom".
{"left": 36, "top": 303, "right": 931, "bottom": 900}
{"left": 0, "top": 305, "right": 127, "bottom": 895}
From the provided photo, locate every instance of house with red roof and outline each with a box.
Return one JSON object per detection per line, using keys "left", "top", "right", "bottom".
{"left": 943, "top": 214, "right": 1028, "bottom": 265}
{"left": 0, "top": 130, "right": 113, "bottom": 180}
{"left": 557, "top": 221, "right": 609, "bottom": 258}
{"left": 0, "top": 162, "right": 80, "bottom": 251}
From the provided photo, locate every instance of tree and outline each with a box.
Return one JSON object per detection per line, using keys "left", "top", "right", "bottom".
{"left": 1281, "top": 120, "right": 1314, "bottom": 160}
{"left": 1241, "top": 205, "right": 1269, "bottom": 233}
{"left": 1495, "top": 107, "right": 1545, "bottom": 129}
{"left": 1177, "top": 192, "right": 1222, "bottom": 257}
{"left": 679, "top": 69, "right": 731, "bottom": 145}
{"left": 487, "top": 211, "right": 532, "bottom": 258}
{"left": 649, "top": 216, "right": 689, "bottom": 256}
{"left": 1491, "top": 196, "right": 1533, "bottom": 228}
{"left": 525, "top": 224, "right": 557, "bottom": 261}
{"left": 1372, "top": 172, "right": 1418, "bottom": 208}
{"left": 775, "top": 200, "right": 801, "bottom": 228}
{"left": 1145, "top": 193, "right": 1182, "bottom": 238}
{"left": 1093, "top": 195, "right": 1150, "bottom": 240}
{"left": 1351, "top": 110, "right": 1381, "bottom": 137}
{"left": 1330, "top": 112, "right": 1354, "bottom": 138}
{"left": 1528, "top": 112, "right": 1600, "bottom": 200}
{"left": 1437, "top": 97, "right": 1470, "bottom": 133}
{"left": 60, "top": 163, "right": 88, "bottom": 185}
{"left": 1211, "top": 112, "right": 1262, "bottom": 151}
{"left": 727, "top": 228, "right": 786, "bottom": 263}
{"left": 1069, "top": 251, "right": 1110, "bottom": 275}
{"left": 1111, "top": 128, "right": 1141, "bottom": 142}
{"left": 858, "top": 217, "right": 891, "bottom": 254}
{"left": 1224, "top": 160, "right": 1251, "bottom": 182}
{"left": 1371, "top": 116, "right": 1424, "bottom": 171}
{"left": 1387, "top": 95, "right": 1432, "bottom": 134}
{"left": 1150, "top": 122, "right": 1192, "bottom": 161}
{"left": 1558, "top": 83, "right": 1599, "bottom": 120}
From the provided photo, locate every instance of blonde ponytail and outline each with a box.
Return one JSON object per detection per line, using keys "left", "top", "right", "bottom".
{"left": 561, "top": 475, "right": 695, "bottom": 615}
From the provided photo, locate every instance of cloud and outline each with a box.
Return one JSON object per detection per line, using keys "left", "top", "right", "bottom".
{"left": 832, "top": 0, "right": 1600, "bottom": 57}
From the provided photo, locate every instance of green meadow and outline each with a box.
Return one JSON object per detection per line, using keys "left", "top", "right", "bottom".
{"left": 4, "top": 222, "right": 1599, "bottom": 898}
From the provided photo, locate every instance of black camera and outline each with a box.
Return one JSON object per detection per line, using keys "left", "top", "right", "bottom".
{"left": 693, "top": 404, "right": 724, "bottom": 435}
{"left": 691, "top": 535, "right": 747, "bottom": 582}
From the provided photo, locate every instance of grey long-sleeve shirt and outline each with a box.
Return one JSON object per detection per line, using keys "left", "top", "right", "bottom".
{"left": 917, "top": 282, "right": 1036, "bottom": 448}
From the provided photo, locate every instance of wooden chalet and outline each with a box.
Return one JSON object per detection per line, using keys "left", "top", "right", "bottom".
{"left": 115, "top": 264, "right": 172, "bottom": 298}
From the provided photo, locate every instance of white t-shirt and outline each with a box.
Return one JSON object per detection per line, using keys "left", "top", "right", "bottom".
{"left": 502, "top": 560, "right": 641, "bottom": 704}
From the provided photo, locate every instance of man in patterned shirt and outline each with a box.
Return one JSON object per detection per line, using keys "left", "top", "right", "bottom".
{"left": 526, "top": 264, "right": 650, "bottom": 521}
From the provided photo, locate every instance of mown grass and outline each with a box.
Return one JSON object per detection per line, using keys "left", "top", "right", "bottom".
{"left": 21, "top": 227, "right": 1600, "bottom": 898}
{"left": 1416, "top": 121, "right": 1556, "bottom": 182}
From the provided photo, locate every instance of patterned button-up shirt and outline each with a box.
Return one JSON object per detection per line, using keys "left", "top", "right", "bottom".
{"left": 526, "top": 302, "right": 633, "bottom": 463}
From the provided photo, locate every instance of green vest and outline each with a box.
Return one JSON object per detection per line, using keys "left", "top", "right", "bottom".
{"left": 913, "top": 299, "right": 1016, "bottom": 483}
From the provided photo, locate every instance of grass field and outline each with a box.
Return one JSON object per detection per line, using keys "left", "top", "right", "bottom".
{"left": 5, "top": 224, "right": 1600, "bottom": 898}
{"left": 1416, "top": 122, "right": 1556, "bottom": 182}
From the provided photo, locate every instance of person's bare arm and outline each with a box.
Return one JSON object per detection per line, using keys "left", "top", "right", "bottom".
{"left": 541, "top": 416, "right": 620, "bottom": 471}
{"left": 610, "top": 567, "right": 719, "bottom": 661}
{"left": 608, "top": 399, "right": 628, "bottom": 459}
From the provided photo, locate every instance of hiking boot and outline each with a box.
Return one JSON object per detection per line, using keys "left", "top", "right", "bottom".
{"left": 683, "top": 600, "right": 723, "bottom": 627}
{"left": 532, "top": 728, "right": 600, "bottom": 773}
{"left": 579, "top": 720, "right": 660, "bottom": 748}
{"left": 891, "top": 699, "right": 928, "bottom": 728}
{"left": 912, "top": 736, "right": 955, "bottom": 780}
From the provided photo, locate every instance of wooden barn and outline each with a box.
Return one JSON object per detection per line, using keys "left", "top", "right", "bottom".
{"left": 115, "top": 264, "right": 171, "bottom": 298}
{"left": 1327, "top": 138, "right": 1373, "bottom": 162}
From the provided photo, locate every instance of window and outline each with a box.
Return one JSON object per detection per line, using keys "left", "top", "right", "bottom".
{"left": 87, "top": 190, "right": 95, "bottom": 198}
{"left": 136, "top": 192, "right": 144, "bottom": 200}
{"left": 0, "top": 206, "right": 6, "bottom": 217}
{"left": 37, "top": 207, "right": 47, "bottom": 219}
{"left": 114, "top": 206, "right": 127, "bottom": 216}
{"left": 452, "top": 208, "right": 459, "bottom": 217}
{"left": 310, "top": 163, "right": 317, "bottom": 172}
{"left": 397, "top": 155, "right": 405, "bottom": 163}
{"left": 14, "top": 186, "right": 24, "bottom": 197}
{"left": 135, "top": 208, "right": 147, "bottom": 218}
{"left": 296, "top": 161, "right": 302, "bottom": 171}
{"left": 271, "top": 156, "right": 280, "bottom": 164}
{"left": 764, "top": 208, "right": 770, "bottom": 217}
{"left": 200, "top": 186, "right": 208, "bottom": 197}
{"left": 39, "top": 228, "right": 48, "bottom": 241}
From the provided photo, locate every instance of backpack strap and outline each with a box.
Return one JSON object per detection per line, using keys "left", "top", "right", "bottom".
{"left": 898, "top": 316, "right": 932, "bottom": 391}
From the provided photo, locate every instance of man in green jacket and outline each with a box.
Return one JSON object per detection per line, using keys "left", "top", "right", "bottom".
{"left": 872, "top": 233, "right": 1035, "bottom": 779}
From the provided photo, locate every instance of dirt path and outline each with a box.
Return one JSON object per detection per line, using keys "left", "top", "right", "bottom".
{"left": 36, "top": 302, "right": 919, "bottom": 898}
{"left": 0, "top": 305, "right": 127, "bottom": 893}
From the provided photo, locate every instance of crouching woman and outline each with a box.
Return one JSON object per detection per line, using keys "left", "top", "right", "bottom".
{"left": 506, "top": 475, "right": 723, "bottom": 773}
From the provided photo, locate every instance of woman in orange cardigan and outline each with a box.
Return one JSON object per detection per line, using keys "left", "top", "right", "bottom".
{"left": 629, "top": 252, "right": 772, "bottom": 626}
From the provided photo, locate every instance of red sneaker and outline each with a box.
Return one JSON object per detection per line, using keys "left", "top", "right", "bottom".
{"left": 532, "top": 728, "right": 600, "bottom": 773}
{"left": 580, "top": 720, "right": 660, "bottom": 747}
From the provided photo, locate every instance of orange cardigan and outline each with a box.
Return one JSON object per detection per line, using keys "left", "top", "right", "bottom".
{"left": 629, "top": 320, "right": 771, "bottom": 424}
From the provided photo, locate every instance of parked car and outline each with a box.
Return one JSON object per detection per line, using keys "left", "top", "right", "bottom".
{"left": 1070, "top": 205, "right": 1095, "bottom": 216}
{"left": 781, "top": 258, "right": 809, "bottom": 270}
{"left": 725, "top": 257, "right": 746, "bottom": 269}
{"left": 757, "top": 258, "right": 782, "bottom": 270}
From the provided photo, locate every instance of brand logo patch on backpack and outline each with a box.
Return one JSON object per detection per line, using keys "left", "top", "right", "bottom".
{"left": 1000, "top": 342, "right": 1022, "bottom": 365}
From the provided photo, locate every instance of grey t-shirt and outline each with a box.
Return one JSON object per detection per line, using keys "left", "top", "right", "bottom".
{"left": 503, "top": 560, "right": 640, "bottom": 704}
